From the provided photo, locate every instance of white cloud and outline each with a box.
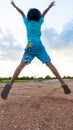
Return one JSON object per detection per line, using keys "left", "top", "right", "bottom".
{"left": 0, "top": 28, "right": 23, "bottom": 61}
{"left": 0, "top": 19, "right": 73, "bottom": 62}
{"left": 42, "top": 19, "right": 73, "bottom": 50}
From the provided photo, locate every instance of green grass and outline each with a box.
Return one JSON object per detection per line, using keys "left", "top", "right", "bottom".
{"left": 0, "top": 79, "right": 28, "bottom": 83}
{"left": 0, "top": 76, "right": 72, "bottom": 83}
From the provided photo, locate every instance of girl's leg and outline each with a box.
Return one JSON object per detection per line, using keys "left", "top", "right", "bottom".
{"left": 10, "top": 62, "right": 28, "bottom": 85}
{"left": 1, "top": 62, "right": 28, "bottom": 99}
{"left": 45, "top": 61, "right": 71, "bottom": 94}
{"left": 46, "top": 62, "right": 64, "bottom": 84}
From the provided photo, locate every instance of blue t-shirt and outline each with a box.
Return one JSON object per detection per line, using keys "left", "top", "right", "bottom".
{"left": 23, "top": 16, "right": 44, "bottom": 42}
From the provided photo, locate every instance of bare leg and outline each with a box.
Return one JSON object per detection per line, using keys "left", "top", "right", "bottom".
{"left": 45, "top": 61, "right": 71, "bottom": 94}
{"left": 45, "top": 62, "right": 64, "bottom": 84}
{"left": 1, "top": 62, "right": 28, "bottom": 99}
{"left": 10, "top": 62, "right": 28, "bottom": 85}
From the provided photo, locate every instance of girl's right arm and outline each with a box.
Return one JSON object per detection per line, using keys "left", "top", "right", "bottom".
{"left": 11, "top": 0, "right": 25, "bottom": 17}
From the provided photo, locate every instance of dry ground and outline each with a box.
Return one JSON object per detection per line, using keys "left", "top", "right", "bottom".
{"left": 0, "top": 79, "right": 73, "bottom": 130}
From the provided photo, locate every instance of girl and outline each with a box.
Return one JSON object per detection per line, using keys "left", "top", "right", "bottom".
{"left": 1, "top": 0, "right": 71, "bottom": 99}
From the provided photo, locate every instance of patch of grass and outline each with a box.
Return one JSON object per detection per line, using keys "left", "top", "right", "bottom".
{"left": 0, "top": 79, "right": 28, "bottom": 83}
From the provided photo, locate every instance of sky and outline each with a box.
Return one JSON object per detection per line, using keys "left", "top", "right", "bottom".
{"left": 0, "top": 0, "right": 73, "bottom": 78}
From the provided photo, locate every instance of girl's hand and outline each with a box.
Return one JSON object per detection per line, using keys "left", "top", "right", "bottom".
{"left": 11, "top": 0, "right": 15, "bottom": 7}
{"left": 49, "top": 1, "right": 55, "bottom": 8}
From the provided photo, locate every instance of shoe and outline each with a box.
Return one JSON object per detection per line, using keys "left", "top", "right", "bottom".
{"left": 1, "top": 83, "right": 12, "bottom": 99}
{"left": 61, "top": 84, "right": 71, "bottom": 94}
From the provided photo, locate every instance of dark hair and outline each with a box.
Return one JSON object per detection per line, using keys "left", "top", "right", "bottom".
{"left": 27, "top": 8, "right": 42, "bottom": 21}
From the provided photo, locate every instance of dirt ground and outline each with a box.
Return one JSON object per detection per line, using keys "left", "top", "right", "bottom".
{"left": 0, "top": 79, "right": 73, "bottom": 130}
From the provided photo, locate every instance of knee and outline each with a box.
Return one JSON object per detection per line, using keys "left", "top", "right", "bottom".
{"left": 46, "top": 61, "right": 51, "bottom": 66}
{"left": 18, "top": 62, "right": 28, "bottom": 69}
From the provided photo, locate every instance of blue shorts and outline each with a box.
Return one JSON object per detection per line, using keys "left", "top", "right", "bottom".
{"left": 21, "top": 41, "right": 51, "bottom": 63}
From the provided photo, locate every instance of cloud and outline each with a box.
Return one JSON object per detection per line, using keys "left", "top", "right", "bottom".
{"left": 42, "top": 20, "right": 73, "bottom": 50}
{"left": 60, "top": 20, "right": 73, "bottom": 45}
{"left": 0, "top": 19, "right": 73, "bottom": 62}
{"left": 0, "top": 28, "right": 23, "bottom": 61}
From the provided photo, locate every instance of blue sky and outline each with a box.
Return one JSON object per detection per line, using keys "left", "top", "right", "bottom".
{"left": 0, "top": 0, "right": 73, "bottom": 78}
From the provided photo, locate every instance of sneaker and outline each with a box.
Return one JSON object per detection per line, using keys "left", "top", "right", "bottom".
{"left": 61, "top": 84, "right": 71, "bottom": 94}
{"left": 1, "top": 83, "right": 12, "bottom": 99}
